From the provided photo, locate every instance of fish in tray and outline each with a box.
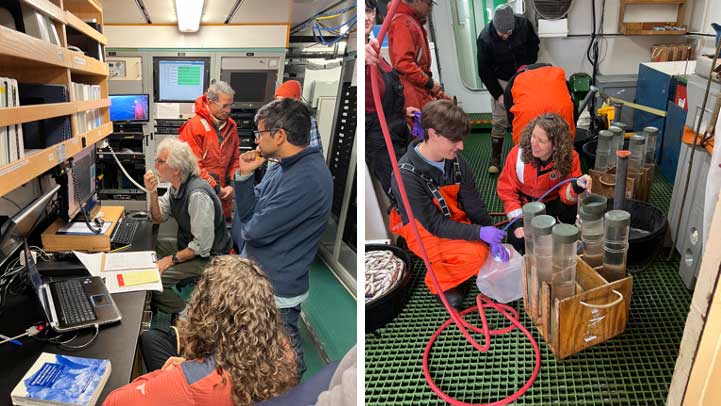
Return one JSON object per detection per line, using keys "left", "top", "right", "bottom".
{"left": 365, "top": 250, "right": 405, "bottom": 303}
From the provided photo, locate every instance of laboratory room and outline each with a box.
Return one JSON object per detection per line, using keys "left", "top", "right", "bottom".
{"left": 365, "top": 0, "right": 721, "bottom": 404}
{"left": 0, "top": 0, "right": 358, "bottom": 405}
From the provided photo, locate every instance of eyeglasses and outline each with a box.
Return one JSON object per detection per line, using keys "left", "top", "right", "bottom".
{"left": 209, "top": 99, "right": 233, "bottom": 110}
{"left": 154, "top": 158, "right": 167, "bottom": 164}
{"left": 253, "top": 128, "right": 279, "bottom": 141}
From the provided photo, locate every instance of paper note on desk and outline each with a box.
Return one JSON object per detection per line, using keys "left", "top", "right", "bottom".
{"left": 104, "top": 251, "right": 157, "bottom": 272}
{"left": 57, "top": 221, "right": 113, "bottom": 235}
{"left": 117, "top": 270, "right": 160, "bottom": 287}
{"left": 73, "top": 251, "right": 162, "bottom": 294}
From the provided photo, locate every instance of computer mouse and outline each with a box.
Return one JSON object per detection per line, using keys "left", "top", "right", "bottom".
{"left": 93, "top": 217, "right": 104, "bottom": 228}
{"left": 128, "top": 211, "right": 149, "bottom": 220}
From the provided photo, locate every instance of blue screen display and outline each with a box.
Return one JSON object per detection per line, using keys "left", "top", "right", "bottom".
{"left": 109, "top": 94, "right": 149, "bottom": 122}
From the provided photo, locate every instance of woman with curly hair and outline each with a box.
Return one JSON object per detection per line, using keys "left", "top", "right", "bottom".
{"left": 497, "top": 113, "right": 592, "bottom": 253}
{"left": 103, "top": 256, "right": 297, "bottom": 406}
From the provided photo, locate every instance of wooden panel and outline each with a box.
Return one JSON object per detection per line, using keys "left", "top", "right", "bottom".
{"left": 41, "top": 206, "right": 123, "bottom": 252}
{"left": 82, "top": 121, "right": 112, "bottom": 146}
{"left": 0, "top": 103, "right": 74, "bottom": 126}
{"left": 623, "top": 23, "right": 687, "bottom": 35}
{"left": 76, "top": 98, "right": 110, "bottom": 112}
{"left": 556, "top": 275, "right": 632, "bottom": 359}
{"left": 65, "top": 11, "right": 107, "bottom": 45}
{"left": 66, "top": 49, "right": 109, "bottom": 76}
{"left": 22, "top": 0, "right": 67, "bottom": 23}
{"left": 623, "top": 0, "right": 684, "bottom": 3}
{"left": 63, "top": 0, "right": 102, "bottom": 14}
{"left": 0, "top": 26, "right": 68, "bottom": 68}
{"left": 0, "top": 137, "right": 82, "bottom": 197}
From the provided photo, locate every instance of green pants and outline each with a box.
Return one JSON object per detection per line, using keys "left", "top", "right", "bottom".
{"left": 151, "top": 240, "right": 209, "bottom": 314}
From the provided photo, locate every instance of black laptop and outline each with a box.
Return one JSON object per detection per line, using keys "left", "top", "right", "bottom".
{"left": 25, "top": 242, "right": 121, "bottom": 332}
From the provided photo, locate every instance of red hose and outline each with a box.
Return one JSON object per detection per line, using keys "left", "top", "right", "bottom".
{"left": 369, "top": 1, "right": 541, "bottom": 404}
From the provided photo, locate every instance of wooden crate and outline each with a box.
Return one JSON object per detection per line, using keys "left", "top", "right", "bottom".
{"left": 521, "top": 256, "right": 633, "bottom": 359}
{"left": 590, "top": 168, "right": 634, "bottom": 200}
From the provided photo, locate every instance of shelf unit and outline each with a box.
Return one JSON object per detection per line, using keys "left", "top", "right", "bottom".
{"left": 0, "top": 0, "right": 110, "bottom": 198}
{"left": 619, "top": 0, "right": 687, "bottom": 35}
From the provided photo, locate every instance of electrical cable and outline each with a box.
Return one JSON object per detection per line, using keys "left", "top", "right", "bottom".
{"left": 106, "top": 144, "right": 148, "bottom": 194}
{"left": 370, "top": 1, "right": 542, "bottom": 404}
{"left": 1, "top": 196, "right": 22, "bottom": 210}
{"left": 57, "top": 324, "right": 99, "bottom": 350}
{"left": 666, "top": 37, "right": 721, "bottom": 260}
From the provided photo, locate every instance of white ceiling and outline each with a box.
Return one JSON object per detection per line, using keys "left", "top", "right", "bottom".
{"left": 99, "top": 0, "right": 351, "bottom": 27}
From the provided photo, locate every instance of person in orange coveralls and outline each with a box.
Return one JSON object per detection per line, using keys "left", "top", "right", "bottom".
{"left": 388, "top": 0, "right": 450, "bottom": 115}
{"left": 178, "top": 80, "right": 239, "bottom": 219}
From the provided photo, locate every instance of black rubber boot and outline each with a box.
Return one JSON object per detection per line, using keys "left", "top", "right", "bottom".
{"left": 436, "top": 283, "right": 469, "bottom": 309}
{"left": 488, "top": 137, "right": 504, "bottom": 174}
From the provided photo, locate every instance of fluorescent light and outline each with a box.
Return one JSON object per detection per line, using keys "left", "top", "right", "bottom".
{"left": 175, "top": 0, "right": 204, "bottom": 32}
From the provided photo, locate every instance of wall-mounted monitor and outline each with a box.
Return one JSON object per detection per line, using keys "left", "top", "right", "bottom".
{"left": 109, "top": 94, "right": 149, "bottom": 122}
{"left": 220, "top": 69, "right": 277, "bottom": 109}
{"left": 153, "top": 57, "right": 210, "bottom": 103}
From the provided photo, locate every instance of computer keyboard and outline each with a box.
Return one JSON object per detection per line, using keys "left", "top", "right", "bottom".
{"left": 111, "top": 218, "right": 140, "bottom": 246}
{"left": 56, "top": 279, "right": 96, "bottom": 325}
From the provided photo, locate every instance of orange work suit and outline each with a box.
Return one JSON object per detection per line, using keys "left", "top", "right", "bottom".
{"left": 178, "top": 95, "right": 239, "bottom": 219}
{"left": 388, "top": 2, "right": 449, "bottom": 114}
{"left": 504, "top": 64, "right": 576, "bottom": 145}
{"left": 389, "top": 161, "right": 490, "bottom": 295}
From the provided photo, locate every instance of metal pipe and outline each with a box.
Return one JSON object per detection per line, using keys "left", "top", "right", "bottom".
{"left": 577, "top": 86, "right": 598, "bottom": 117}
{"left": 612, "top": 100, "right": 624, "bottom": 125}
{"left": 614, "top": 150, "right": 631, "bottom": 210}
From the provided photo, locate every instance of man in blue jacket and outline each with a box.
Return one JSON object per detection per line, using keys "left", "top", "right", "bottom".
{"left": 232, "top": 98, "right": 333, "bottom": 377}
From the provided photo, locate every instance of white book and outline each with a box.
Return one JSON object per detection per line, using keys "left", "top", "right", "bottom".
{"left": 9, "top": 78, "right": 23, "bottom": 159}
{"left": 7, "top": 79, "right": 16, "bottom": 162}
{"left": 0, "top": 77, "right": 8, "bottom": 165}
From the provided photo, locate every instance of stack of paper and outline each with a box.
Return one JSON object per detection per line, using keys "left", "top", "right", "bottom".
{"left": 74, "top": 251, "right": 162, "bottom": 294}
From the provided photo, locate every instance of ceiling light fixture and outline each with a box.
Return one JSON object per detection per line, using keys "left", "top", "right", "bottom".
{"left": 175, "top": 0, "right": 204, "bottom": 32}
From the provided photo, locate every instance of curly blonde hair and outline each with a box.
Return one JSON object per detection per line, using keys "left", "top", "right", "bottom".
{"left": 176, "top": 256, "right": 297, "bottom": 405}
{"left": 518, "top": 113, "right": 574, "bottom": 179}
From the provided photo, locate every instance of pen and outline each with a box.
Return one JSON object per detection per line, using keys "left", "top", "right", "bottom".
{"left": 109, "top": 244, "right": 131, "bottom": 253}
{"left": 0, "top": 334, "right": 22, "bottom": 346}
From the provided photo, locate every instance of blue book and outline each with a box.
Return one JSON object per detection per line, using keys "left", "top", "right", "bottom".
{"left": 11, "top": 352, "right": 111, "bottom": 406}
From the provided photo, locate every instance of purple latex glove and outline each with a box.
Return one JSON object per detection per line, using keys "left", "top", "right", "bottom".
{"left": 411, "top": 111, "right": 423, "bottom": 140}
{"left": 479, "top": 226, "right": 506, "bottom": 245}
{"left": 491, "top": 243, "right": 510, "bottom": 262}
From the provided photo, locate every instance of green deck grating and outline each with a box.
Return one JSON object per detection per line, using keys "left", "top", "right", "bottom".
{"left": 365, "top": 131, "right": 690, "bottom": 405}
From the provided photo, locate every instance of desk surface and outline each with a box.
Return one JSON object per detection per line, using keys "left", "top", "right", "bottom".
{"left": 0, "top": 220, "right": 157, "bottom": 405}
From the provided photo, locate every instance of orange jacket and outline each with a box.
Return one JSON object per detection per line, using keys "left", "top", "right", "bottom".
{"left": 103, "top": 358, "right": 232, "bottom": 406}
{"left": 388, "top": 2, "right": 448, "bottom": 111}
{"left": 497, "top": 145, "right": 582, "bottom": 219}
{"left": 179, "top": 95, "right": 240, "bottom": 191}
{"left": 504, "top": 64, "right": 576, "bottom": 145}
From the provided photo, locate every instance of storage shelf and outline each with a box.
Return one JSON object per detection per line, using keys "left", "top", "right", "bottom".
{"left": 82, "top": 121, "right": 113, "bottom": 145}
{"left": 66, "top": 11, "right": 107, "bottom": 45}
{"left": 0, "top": 99, "right": 109, "bottom": 127}
{"left": 0, "top": 26, "right": 69, "bottom": 69}
{"left": 67, "top": 49, "right": 108, "bottom": 76}
{"left": 22, "top": 0, "right": 67, "bottom": 24}
{"left": 63, "top": 0, "right": 102, "bottom": 15}
{"left": 0, "top": 138, "right": 82, "bottom": 197}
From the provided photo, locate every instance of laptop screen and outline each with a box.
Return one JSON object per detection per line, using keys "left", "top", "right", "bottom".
{"left": 24, "top": 242, "right": 52, "bottom": 321}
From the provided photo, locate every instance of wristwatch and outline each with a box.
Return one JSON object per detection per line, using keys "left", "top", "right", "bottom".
{"left": 171, "top": 254, "right": 180, "bottom": 265}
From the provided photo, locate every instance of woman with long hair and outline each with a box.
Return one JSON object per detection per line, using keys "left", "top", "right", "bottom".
{"left": 497, "top": 113, "right": 592, "bottom": 252}
{"left": 104, "top": 256, "right": 297, "bottom": 406}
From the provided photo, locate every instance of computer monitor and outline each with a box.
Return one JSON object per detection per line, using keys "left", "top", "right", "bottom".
{"left": 109, "top": 94, "right": 149, "bottom": 122}
{"left": 0, "top": 185, "right": 60, "bottom": 268}
{"left": 220, "top": 69, "right": 277, "bottom": 109}
{"left": 153, "top": 57, "right": 211, "bottom": 103}
{"left": 62, "top": 146, "right": 98, "bottom": 221}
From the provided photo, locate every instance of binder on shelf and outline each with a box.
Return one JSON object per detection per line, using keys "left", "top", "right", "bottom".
{"left": 18, "top": 83, "right": 71, "bottom": 150}
{"left": 0, "top": 76, "right": 24, "bottom": 165}
{"left": 20, "top": 4, "right": 59, "bottom": 45}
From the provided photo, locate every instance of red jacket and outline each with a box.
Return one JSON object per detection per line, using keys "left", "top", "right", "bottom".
{"left": 504, "top": 64, "right": 576, "bottom": 145}
{"left": 179, "top": 95, "right": 240, "bottom": 191}
{"left": 103, "top": 358, "right": 232, "bottom": 406}
{"left": 388, "top": 2, "right": 448, "bottom": 111}
{"left": 497, "top": 145, "right": 582, "bottom": 219}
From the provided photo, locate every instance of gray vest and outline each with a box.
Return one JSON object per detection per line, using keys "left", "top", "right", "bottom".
{"left": 169, "top": 175, "right": 231, "bottom": 256}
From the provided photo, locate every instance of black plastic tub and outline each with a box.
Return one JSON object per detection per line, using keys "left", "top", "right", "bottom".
{"left": 365, "top": 244, "right": 413, "bottom": 333}
{"left": 605, "top": 199, "right": 667, "bottom": 266}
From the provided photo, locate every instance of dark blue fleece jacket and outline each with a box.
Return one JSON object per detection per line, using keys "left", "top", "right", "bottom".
{"left": 231, "top": 146, "right": 332, "bottom": 297}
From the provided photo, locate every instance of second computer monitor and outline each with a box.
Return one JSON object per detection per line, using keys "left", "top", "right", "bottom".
{"left": 63, "top": 146, "right": 98, "bottom": 221}
{"left": 109, "top": 94, "right": 149, "bottom": 122}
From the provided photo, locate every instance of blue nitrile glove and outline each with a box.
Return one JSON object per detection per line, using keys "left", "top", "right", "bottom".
{"left": 479, "top": 226, "right": 506, "bottom": 245}
{"left": 491, "top": 243, "right": 510, "bottom": 262}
